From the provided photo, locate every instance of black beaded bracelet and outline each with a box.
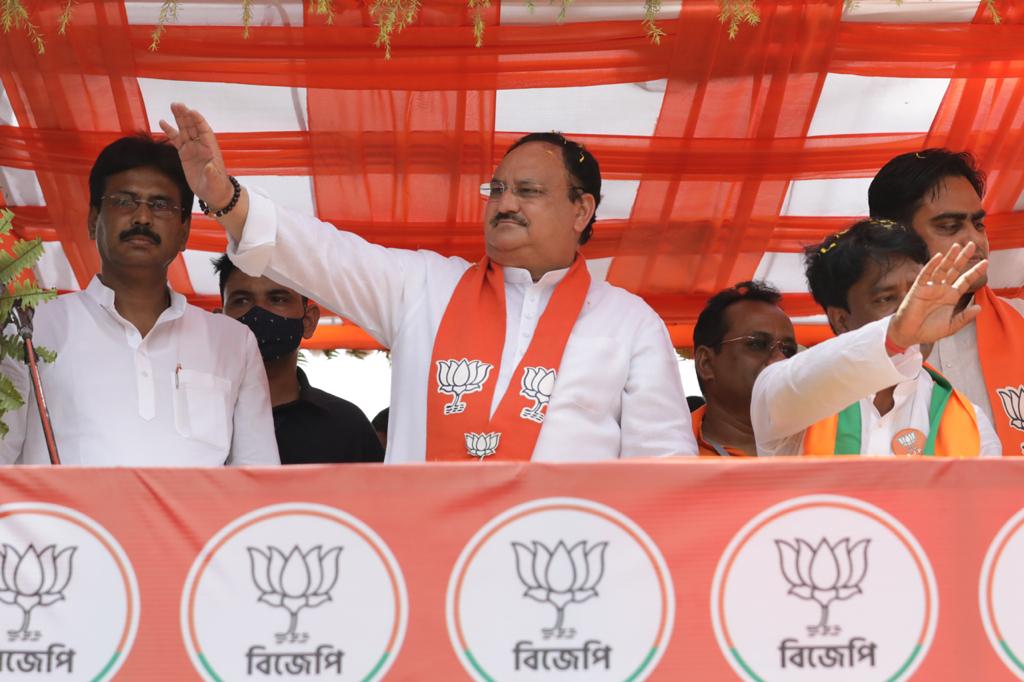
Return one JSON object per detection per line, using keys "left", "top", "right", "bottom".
{"left": 198, "top": 175, "right": 241, "bottom": 218}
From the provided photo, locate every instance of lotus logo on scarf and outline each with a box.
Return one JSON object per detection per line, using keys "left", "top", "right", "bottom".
{"left": 465, "top": 432, "right": 500, "bottom": 460}
{"left": 775, "top": 537, "right": 869, "bottom": 636}
{"left": 248, "top": 545, "right": 342, "bottom": 643}
{"left": 0, "top": 544, "right": 75, "bottom": 640}
{"left": 997, "top": 385, "right": 1024, "bottom": 433}
{"left": 436, "top": 359, "right": 493, "bottom": 415}
{"left": 519, "top": 367, "right": 556, "bottom": 423}
{"left": 512, "top": 540, "right": 608, "bottom": 638}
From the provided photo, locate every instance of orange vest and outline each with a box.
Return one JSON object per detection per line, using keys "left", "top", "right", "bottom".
{"left": 802, "top": 367, "right": 981, "bottom": 457}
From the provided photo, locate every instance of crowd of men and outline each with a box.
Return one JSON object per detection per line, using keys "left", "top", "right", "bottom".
{"left": 0, "top": 102, "right": 1020, "bottom": 465}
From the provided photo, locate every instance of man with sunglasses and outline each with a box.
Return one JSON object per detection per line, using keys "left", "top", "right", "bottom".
{"left": 0, "top": 134, "right": 279, "bottom": 466}
{"left": 750, "top": 219, "right": 999, "bottom": 457}
{"left": 692, "top": 281, "right": 796, "bottom": 456}
{"left": 161, "top": 104, "right": 695, "bottom": 461}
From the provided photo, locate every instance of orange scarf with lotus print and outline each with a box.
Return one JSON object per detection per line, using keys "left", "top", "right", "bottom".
{"left": 426, "top": 255, "right": 590, "bottom": 461}
{"left": 975, "top": 287, "right": 1024, "bottom": 456}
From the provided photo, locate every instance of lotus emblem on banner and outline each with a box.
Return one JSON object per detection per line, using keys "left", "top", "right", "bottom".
{"left": 465, "top": 432, "right": 500, "bottom": 460}
{"left": 436, "top": 359, "right": 493, "bottom": 415}
{"left": 776, "top": 538, "right": 869, "bottom": 636}
{"left": 248, "top": 545, "right": 342, "bottom": 643}
{"left": 997, "top": 385, "right": 1024, "bottom": 432}
{"left": 512, "top": 540, "right": 608, "bottom": 639}
{"left": 519, "top": 367, "right": 556, "bottom": 423}
{"left": 0, "top": 544, "right": 75, "bottom": 641}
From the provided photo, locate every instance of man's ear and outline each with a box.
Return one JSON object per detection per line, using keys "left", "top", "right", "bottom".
{"left": 87, "top": 207, "right": 99, "bottom": 240}
{"left": 825, "top": 306, "right": 850, "bottom": 335}
{"left": 694, "top": 345, "right": 716, "bottom": 385}
{"left": 573, "top": 193, "right": 597, "bottom": 238}
{"left": 302, "top": 303, "right": 321, "bottom": 339}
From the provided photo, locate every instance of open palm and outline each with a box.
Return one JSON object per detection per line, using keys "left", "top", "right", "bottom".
{"left": 889, "top": 242, "right": 988, "bottom": 349}
{"left": 158, "top": 103, "right": 230, "bottom": 206}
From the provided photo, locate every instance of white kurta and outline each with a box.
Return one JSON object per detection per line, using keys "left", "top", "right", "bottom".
{"left": 0, "top": 277, "right": 280, "bottom": 466}
{"left": 927, "top": 295, "right": 1024, "bottom": 426}
{"left": 229, "top": 186, "right": 696, "bottom": 462}
{"left": 751, "top": 316, "right": 1001, "bottom": 457}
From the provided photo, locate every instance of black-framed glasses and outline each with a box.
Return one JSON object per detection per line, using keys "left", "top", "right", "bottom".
{"left": 479, "top": 180, "right": 584, "bottom": 202}
{"left": 101, "top": 193, "right": 183, "bottom": 218}
{"left": 719, "top": 333, "right": 799, "bottom": 359}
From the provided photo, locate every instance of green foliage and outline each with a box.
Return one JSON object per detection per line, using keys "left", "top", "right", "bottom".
{"left": 718, "top": 0, "right": 759, "bottom": 39}
{"left": 1, "top": 0, "right": 44, "bottom": 53}
{"left": 0, "top": 210, "right": 57, "bottom": 439}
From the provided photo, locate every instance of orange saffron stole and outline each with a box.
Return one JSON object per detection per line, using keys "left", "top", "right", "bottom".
{"left": 975, "top": 287, "right": 1024, "bottom": 456}
{"left": 426, "top": 256, "right": 590, "bottom": 461}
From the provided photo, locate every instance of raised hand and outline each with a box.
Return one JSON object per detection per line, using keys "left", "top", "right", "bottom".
{"left": 887, "top": 242, "right": 988, "bottom": 350}
{"left": 158, "top": 103, "right": 233, "bottom": 210}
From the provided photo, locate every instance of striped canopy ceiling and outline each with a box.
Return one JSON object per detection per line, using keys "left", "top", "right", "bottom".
{"left": 1, "top": 0, "right": 1021, "bottom": 349}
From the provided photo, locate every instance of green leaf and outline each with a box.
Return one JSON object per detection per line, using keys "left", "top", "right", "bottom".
{"left": 0, "top": 334, "right": 23, "bottom": 362}
{"left": 0, "top": 281, "right": 57, "bottom": 309}
{"left": 0, "top": 238, "right": 46, "bottom": 286}
{"left": 0, "top": 372, "right": 25, "bottom": 413}
{"left": 0, "top": 209, "right": 13, "bottom": 237}
{"left": 33, "top": 345, "right": 56, "bottom": 364}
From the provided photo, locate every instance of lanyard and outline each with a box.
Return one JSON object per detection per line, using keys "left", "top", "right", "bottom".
{"left": 835, "top": 367, "right": 953, "bottom": 456}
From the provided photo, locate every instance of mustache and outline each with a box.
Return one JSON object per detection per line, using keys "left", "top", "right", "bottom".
{"left": 119, "top": 225, "right": 162, "bottom": 245}
{"left": 492, "top": 212, "right": 528, "bottom": 228}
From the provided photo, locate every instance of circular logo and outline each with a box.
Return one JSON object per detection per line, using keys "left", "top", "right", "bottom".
{"left": 181, "top": 503, "right": 407, "bottom": 681}
{"left": 0, "top": 502, "right": 139, "bottom": 680}
{"left": 980, "top": 507, "right": 1024, "bottom": 678}
{"left": 711, "top": 495, "right": 937, "bottom": 681}
{"left": 446, "top": 497, "right": 674, "bottom": 681}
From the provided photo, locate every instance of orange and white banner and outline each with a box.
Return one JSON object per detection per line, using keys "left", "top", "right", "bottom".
{"left": 0, "top": 459, "right": 1022, "bottom": 680}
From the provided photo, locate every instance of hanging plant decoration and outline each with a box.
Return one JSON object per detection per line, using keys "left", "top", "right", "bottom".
{"left": 0, "top": 209, "right": 57, "bottom": 438}
{"left": 0, "top": 0, "right": 1006, "bottom": 57}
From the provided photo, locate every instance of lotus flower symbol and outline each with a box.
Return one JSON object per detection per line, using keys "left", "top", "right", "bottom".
{"left": 436, "top": 359, "right": 493, "bottom": 415}
{"left": 776, "top": 538, "right": 869, "bottom": 636}
{"left": 519, "top": 367, "right": 557, "bottom": 423}
{"left": 997, "top": 385, "right": 1024, "bottom": 433}
{"left": 465, "top": 432, "right": 500, "bottom": 460}
{"left": 512, "top": 540, "right": 607, "bottom": 638}
{"left": 0, "top": 544, "right": 75, "bottom": 640}
{"left": 248, "top": 545, "right": 342, "bottom": 642}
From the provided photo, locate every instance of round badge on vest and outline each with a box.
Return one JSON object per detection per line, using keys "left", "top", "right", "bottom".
{"left": 892, "top": 427, "right": 927, "bottom": 455}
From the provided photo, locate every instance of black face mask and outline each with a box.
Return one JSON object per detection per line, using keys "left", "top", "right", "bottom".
{"left": 237, "top": 305, "right": 305, "bottom": 362}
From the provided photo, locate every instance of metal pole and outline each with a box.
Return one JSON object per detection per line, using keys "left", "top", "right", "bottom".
{"left": 11, "top": 306, "right": 60, "bottom": 465}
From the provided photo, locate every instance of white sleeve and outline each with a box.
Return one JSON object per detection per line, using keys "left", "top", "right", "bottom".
{"left": 975, "top": 402, "right": 1004, "bottom": 457}
{"left": 619, "top": 309, "right": 697, "bottom": 457}
{"left": 227, "top": 186, "right": 461, "bottom": 347}
{"left": 752, "top": 316, "right": 921, "bottom": 456}
{"left": 0, "top": 345, "right": 29, "bottom": 464}
{"left": 226, "top": 331, "right": 280, "bottom": 466}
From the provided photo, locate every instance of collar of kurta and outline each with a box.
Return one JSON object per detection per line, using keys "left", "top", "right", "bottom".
{"left": 85, "top": 275, "right": 187, "bottom": 321}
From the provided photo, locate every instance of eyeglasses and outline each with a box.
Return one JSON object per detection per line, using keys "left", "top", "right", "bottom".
{"left": 101, "top": 193, "right": 183, "bottom": 219}
{"left": 719, "top": 333, "right": 799, "bottom": 359}
{"left": 479, "top": 181, "right": 584, "bottom": 202}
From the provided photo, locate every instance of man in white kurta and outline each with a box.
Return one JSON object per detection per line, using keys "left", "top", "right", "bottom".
{"left": 0, "top": 134, "right": 278, "bottom": 466}
{"left": 752, "top": 219, "right": 998, "bottom": 457}
{"left": 162, "top": 105, "right": 695, "bottom": 462}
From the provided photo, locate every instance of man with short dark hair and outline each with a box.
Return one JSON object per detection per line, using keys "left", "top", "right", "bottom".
{"left": 692, "top": 281, "right": 795, "bottom": 456}
{"left": 213, "top": 255, "right": 383, "bottom": 464}
{"left": 751, "top": 219, "right": 999, "bottom": 457}
{"left": 0, "top": 135, "right": 279, "bottom": 465}
{"left": 869, "top": 149, "right": 1024, "bottom": 455}
{"left": 162, "top": 105, "right": 695, "bottom": 461}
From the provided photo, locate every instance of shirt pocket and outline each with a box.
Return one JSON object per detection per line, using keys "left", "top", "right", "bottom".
{"left": 173, "top": 369, "right": 233, "bottom": 451}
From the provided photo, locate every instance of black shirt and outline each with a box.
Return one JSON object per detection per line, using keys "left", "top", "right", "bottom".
{"left": 272, "top": 369, "right": 385, "bottom": 464}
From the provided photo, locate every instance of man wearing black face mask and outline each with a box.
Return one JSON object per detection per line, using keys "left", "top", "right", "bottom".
{"left": 213, "top": 255, "right": 383, "bottom": 464}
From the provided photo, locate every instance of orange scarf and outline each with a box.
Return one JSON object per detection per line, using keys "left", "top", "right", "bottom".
{"left": 802, "top": 367, "right": 980, "bottom": 456}
{"left": 975, "top": 287, "right": 1024, "bottom": 456}
{"left": 691, "top": 406, "right": 750, "bottom": 457}
{"left": 426, "top": 256, "right": 590, "bottom": 461}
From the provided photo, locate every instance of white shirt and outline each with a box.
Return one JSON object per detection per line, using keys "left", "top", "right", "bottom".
{"left": 927, "top": 295, "right": 1024, "bottom": 426}
{"left": 229, "top": 186, "right": 696, "bottom": 462}
{"left": 0, "top": 277, "right": 280, "bottom": 466}
{"left": 752, "top": 317, "right": 1001, "bottom": 457}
